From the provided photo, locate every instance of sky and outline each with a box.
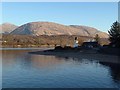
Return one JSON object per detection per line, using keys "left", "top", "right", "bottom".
{"left": 1, "top": 2, "right": 118, "bottom": 33}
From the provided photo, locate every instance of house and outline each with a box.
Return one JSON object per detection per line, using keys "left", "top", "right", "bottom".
{"left": 82, "top": 41, "right": 100, "bottom": 49}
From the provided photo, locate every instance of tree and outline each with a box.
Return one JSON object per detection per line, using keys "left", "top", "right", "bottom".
{"left": 108, "top": 21, "right": 120, "bottom": 48}
{"left": 94, "top": 34, "right": 100, "bottom": 43}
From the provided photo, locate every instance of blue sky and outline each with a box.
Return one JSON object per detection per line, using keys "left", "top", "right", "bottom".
{"left": 2, "top": 2, "right": 118, "bottom": 32}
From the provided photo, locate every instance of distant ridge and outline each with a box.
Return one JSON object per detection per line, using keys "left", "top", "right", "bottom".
{"left": 0, "top": 23, "right": 18, "bottom": 34}
{"left": 70, "top": 25, "right": 109, "bottom": 38}
{"left": 2, "top": 21, "right": 108, "bottom": 38}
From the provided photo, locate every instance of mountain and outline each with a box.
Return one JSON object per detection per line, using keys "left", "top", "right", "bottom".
{"left": 0, "top": 23, "right": 18, "bottom": 34}
{"left": 70, "top": 25, "right": 109, "bottom": 38}
{"left": 11, "top": 22, "right": 109, "bottom": 38}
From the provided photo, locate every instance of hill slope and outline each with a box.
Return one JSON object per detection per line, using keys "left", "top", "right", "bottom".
{"left": 11, "top": 22, "right": 109, "bottom": 38}
{"left": 0, "top": 23, "right": 18, "bottom": 34}
{"left": 70, "top": 25, "right": 109, "bottom": 38}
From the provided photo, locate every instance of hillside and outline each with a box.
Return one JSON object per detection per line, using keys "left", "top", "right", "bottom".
{"left": 70, "top": 25, "right": 108, "bottom": 38}
{"left": 0, "top": 23, "right": 18, "bottom": 34}
{"left": 10, "top": 22, "right": 109, "bottom": 38}
{"left": 2, "top": 35, "right": 109, "bottom": 48}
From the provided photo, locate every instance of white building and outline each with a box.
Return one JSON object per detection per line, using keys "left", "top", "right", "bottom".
{"left": 73, "top": 37, "right": 79, "bottom": 48}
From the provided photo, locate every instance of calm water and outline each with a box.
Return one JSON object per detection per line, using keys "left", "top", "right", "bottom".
{"left": 2, "top": 48, "right": 120, "bottom": 88}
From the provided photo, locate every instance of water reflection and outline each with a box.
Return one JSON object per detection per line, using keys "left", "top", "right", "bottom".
{"left": 100, "top": 62, "right": 120, "bottom": 85}
{"left": 2, "top": 50, "right": 99, "bottom": 69}
{"left": 2, "top": 49, "right": 120, "bottom": 88}
{"left": 2, "top": 50, "right": 65, "bottom": 69}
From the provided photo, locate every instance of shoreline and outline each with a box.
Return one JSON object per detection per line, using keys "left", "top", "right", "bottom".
{"left": 29, "top": 49, "right": 120, "bottom": 64}
{"left": 0, "top": 47, "right": 54, "bottom": 50}
{"left": 1, "top": 47, "right": 120, "bottom": 64}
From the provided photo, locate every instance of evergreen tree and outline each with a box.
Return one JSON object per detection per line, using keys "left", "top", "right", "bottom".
{"left": 108, "top": 21, "right": 120, "bottom": 48}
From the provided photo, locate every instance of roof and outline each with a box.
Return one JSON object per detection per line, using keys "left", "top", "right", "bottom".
{"left": 82, "top": 42, "right": 98, "bottom": 45}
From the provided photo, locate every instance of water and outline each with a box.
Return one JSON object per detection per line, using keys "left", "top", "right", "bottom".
{"left": 2, "top": 48, "right": 120, "bottom": 88}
